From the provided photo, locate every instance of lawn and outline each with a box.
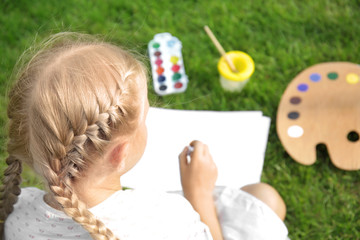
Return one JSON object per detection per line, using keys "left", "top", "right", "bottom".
{"left": 1, "top": 0, "right": 360, "bottom": 239}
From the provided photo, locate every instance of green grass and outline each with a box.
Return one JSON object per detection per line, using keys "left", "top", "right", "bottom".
{"left": 1, "top": 0, "right": 360, "bottom": 239}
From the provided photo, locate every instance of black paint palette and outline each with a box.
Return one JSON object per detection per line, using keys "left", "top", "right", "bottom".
{"left": 277, "top": 62, "right": 360, "bottom": 170}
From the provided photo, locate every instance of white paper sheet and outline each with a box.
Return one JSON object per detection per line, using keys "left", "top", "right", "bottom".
{"left": 121, "top": 107, "right": 271, "bottom": 191}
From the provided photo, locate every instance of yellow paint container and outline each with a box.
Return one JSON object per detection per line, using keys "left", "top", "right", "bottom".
{"left": 217, "top": 51, "right": 255, "bottom": 92}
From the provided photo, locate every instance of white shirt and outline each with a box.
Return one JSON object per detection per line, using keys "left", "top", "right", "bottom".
{"left": 4, "top": 187, "right": 213, "bottom": 240}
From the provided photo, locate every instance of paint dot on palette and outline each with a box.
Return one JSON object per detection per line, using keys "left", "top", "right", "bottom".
{"left": 290, "top": 96, "right": 301, "bottom": 104}
{"left": 297, "top": 83, "right": 309, "bottom": 92}
{"left": 287, "top": 125, "right": 304, "bottom": 138}
{"left": 309, "top": 73, "right": 321, "bottom": 82}
{"left": 327, "top": 72, "right": 338, "bottom": 80}
{"left": 346, "top": 73, "right": 359, "bottom": 84}
{"left": 347, "top": 131, "right": 359, "bottom": 142}
{"left": 288, "top": 111, "right": 300, "bottom": 120}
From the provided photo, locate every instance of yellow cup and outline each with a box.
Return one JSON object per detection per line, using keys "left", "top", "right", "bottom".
{"left": 217, "top": 51, "right": 255, "bottom": 92}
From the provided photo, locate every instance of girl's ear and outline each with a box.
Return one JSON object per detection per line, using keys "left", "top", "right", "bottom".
{"left": 108, "top": 142, "right": 130, "bottom": 172}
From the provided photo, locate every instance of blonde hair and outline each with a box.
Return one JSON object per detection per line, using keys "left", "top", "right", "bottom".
{"left": 0, "top": 32, "right": 148, "bottom": 239}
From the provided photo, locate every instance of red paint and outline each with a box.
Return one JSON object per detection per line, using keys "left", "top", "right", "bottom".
{"left": 174, "top": 82, "right": 183, "bottom": 89}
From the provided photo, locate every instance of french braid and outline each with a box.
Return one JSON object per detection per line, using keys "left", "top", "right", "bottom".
{"left": 0, "top": 156, "right": 22, "bottom": 238}
{"left": 0, "top": 32, "right": 148, "bottom": 239}
{"left": 42, "top": 100, "right": 127, "bottom": 240}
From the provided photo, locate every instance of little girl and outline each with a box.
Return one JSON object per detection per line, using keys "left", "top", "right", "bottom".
{"left": 0, "top": 32, "right": 288, "bottom": 240}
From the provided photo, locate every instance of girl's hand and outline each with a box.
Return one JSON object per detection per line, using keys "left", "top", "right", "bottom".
{"left": 178, "top": 140, "right": 218, "bottom": 201}
{"left": 178, "top": 141, "right": 224, "bottom": 240}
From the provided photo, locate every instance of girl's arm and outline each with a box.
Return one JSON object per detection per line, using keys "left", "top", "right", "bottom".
{"left": 179, "top": 141, "right": 224, "bottom": 240}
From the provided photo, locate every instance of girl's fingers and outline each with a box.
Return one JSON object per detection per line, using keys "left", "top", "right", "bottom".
{"left": 189, "top": 140, "right": 203, "bottom": 159}
{"left": 190, "top": 141, "right": 210, "bottom": 161}
{"left": 203, "top": 144, "right": 209, "bottom": 156}
{"left": 179, "top": 147, "right": 189, "bottom": 169}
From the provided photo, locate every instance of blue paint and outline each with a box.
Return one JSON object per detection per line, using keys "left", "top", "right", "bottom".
{"left": 167, "top": 39, "right": 176, "bottom": 48}
{"left": 297, "top": 83, "right": 309, "bottom": 92}
{"left": 158, "top": 75, "right": 166, "bottom": 82}
{"left": 288, "top": 111, "right": 300, "bottom": 120}
{"left": 309, "top": 73, "right": 321, "bottom": 82}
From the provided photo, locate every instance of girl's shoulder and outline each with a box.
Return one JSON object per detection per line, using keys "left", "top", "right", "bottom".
{"left": 91, "top": 188, "right": 193, "bottom": 213}
{"left": 20, "top": 186, "right": 44, "bottom": 195}
{"left": 6, "top": 187, "right": 91, "bottom": 240}
{"left": 17, "top": 187, "right": 45, "bottom": 205}
{"left": 16, "top": 187, "right": 69, "bottom": 217}
{"left": 90, "top": 189, "right": 207, "bottom": 239}
{"left": 90, "top": 188, "right": 200, "bottom": 226}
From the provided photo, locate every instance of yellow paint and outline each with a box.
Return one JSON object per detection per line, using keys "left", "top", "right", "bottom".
{"left": 346, "top": 73, "right": 359, "bottom": 84}
{"left": 170, "top": 56, "right": 179, "bottom": 64}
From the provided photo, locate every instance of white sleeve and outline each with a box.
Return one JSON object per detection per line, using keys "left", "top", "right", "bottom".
{"left": 163, "top": 193, "right": 214, "bottom": 240}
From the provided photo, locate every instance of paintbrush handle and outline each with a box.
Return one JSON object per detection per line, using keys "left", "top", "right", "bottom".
{"left": 204, "top": 25, "right": 238, "bottom": 72}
